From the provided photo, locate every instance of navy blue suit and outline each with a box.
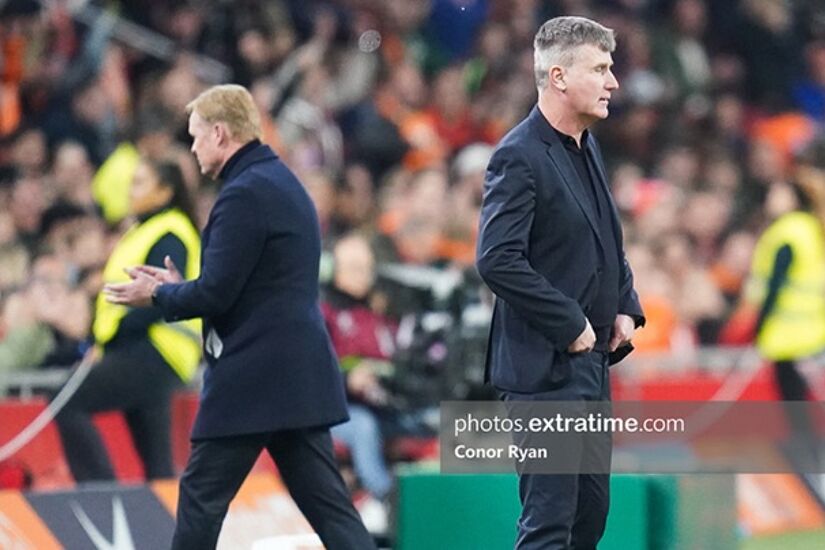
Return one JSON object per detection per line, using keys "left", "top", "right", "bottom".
{"left": 155, "top": 142, "right": 347, "bottom": 438}
{"left": 155, "top": 142, "right": 373, "bottom": 550}
{"left": 477, "top": 107, "right": 644, "bottom": 549}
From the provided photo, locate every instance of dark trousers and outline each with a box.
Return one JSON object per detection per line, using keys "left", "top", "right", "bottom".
{"left": 55, "top": 340, "right": 182, "bottom": 482}
{"left": 171, "top": 427, "right": 375, "bottom": 550}
{"left": 500, "top": 351, "right": 611, "bottom": 550}
{"left": 774, "top": 359, "right": 809, "bottom": 401}
{"left": 775, "top": 359, "right": 819, "bottom": 470}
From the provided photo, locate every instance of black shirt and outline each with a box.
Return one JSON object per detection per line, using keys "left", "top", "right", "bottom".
{"left": 553, "top": 127, "right": 621, "bottom": 349}
{"left": 556, "top": 129, "right": 601, "bottom": 217}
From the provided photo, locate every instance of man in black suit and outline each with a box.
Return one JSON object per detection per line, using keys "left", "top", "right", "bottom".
{"left": 476, "top": 17, "right": 645, "bottom": 550}
{"left": 105, "top": 84, "right": 374, "bottom": 550}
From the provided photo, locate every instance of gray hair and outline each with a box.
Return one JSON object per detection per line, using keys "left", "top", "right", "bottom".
{"left": 534, "top": 16, "right": 616, "bottom": 90}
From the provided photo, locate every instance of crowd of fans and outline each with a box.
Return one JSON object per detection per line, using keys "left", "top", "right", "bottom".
{"left": 2, "top": 0, "right": 825, "bottom": 502}
{"left": 3, "top": 0, "right": 825, "bottom": 365}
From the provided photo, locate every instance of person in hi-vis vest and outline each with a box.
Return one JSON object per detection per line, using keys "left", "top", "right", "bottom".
{"left": 745, "top": 136, "right": 825, "bottom": 469}
{"left": 56, "top": 158, "right": 201, "bottom": 482}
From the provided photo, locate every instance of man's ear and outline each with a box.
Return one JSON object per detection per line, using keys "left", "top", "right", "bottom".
{"left": 213, "top": 122, "right": 229, "bottom": 145}
{"left": 550, "top": 66, "right": 566, "bottom": 92}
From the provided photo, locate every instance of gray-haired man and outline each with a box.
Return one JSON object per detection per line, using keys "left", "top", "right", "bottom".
{"left": 476, "top": 16, "right": 645, "bottom": 549}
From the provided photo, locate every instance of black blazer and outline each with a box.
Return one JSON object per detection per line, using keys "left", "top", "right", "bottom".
{"left": 476, "top": 106, "right": 644, "bottom": 393}
{"left": 155, "top": 143, "right": 348, "bottom": 438}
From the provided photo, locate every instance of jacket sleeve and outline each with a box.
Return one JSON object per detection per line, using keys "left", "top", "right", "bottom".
{"left": 617, "top": 253, "right": 645, "bottom": 328}
{"left": 154, "top": 185, "right": 265, "bottom": 321}
{"left": 755, "top": 244, "right": 792, "bottom": 335}
{"left": 476, "top": 144, "right": 586, "bottom": 350}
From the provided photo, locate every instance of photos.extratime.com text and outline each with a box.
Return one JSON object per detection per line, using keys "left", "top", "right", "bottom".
{"left": 453, "top": 412, "right": 686, "bottom": 438}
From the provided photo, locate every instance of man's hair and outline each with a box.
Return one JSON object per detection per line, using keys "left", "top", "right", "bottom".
{"left": 534, "top": 16, "right": 616, "bottom": 90}
{"left": 186, "top": 84, "right": 262, "bottom": 143}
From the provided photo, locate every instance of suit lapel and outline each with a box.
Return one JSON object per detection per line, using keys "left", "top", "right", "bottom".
{"left": 530, "top": 107, "right": 603, "bottom": 249}
{"left": 584, "top": 137, "right": 615, "bottom": 217}
{"left": 585, "top": 136, "right": 624, "bottom": 245}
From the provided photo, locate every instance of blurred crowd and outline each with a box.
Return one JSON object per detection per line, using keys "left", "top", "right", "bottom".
{"left": 2, "top": 0, "right": 825, "bottom": 380}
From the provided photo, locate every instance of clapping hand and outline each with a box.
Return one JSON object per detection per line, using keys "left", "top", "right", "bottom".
{"left": 127, "top": 256, "right": 184, "bottom": 284}
{"left": 103, "top": 256, "right": 182, "bottom": 307}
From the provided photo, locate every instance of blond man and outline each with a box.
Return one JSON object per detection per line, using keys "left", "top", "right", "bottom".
{"left": 106, "top": 84, "right": 374, "bottom": 549}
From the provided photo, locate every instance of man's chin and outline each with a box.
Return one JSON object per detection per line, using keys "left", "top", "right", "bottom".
{"left": 200, "top": 165, "right": 218, "bottom": 180}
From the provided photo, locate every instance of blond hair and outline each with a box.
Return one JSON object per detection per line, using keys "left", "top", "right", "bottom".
{"left": 186, "top": 84, "right": 262, "bottom": 143}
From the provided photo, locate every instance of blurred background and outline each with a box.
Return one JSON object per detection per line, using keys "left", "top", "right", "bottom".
{"left": 2, "top": 0, "right": 825, "bottom": 548}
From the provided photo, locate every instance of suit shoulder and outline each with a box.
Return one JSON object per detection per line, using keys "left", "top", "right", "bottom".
{"left": 491, "top": 117, "right": 540, "bottom": 162}
{"left": 212, "top": 182, "right": 261, "bottom": 221}
{"left": 497, "top": 116, "right": 534, "bottom": 149}
{"left": 249, "top": 157, "right": 303, "bottom": 190}
{"left": 245, "top": 159, "right": 317, "bottom": 218}
{"left": 488, "top": 125, "right": 537, "bottom": 172}
{"left": 224, "top": 159, "right": 282, "bottom": 197}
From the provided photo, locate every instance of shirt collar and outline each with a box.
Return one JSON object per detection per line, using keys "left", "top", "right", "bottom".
{"left": 552, "top": 126, "right": 589, "bottom": 152}
{"left": 219, "top": 139, "right": 261, "bottom": 180}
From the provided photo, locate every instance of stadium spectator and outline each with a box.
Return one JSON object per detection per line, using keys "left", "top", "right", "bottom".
{"left": 793, "top": 40, "right": 825, "bottom": 122}
{"left": 744, "top": 136, "right": 825, "bottom": 469}
{"left": 323, "top": 233, "right": 396, "bottom": 534}
{"left": 331, "top": 163, "right": 378, "bottom": 237}
{"left": 91, "top": 107, "right": 179, "bottom": 225}
{"left": 0, "top": 254, "right": 89, "bottom": 394}
{"left": 50, "top": 140, "right": 96, "bottom": 211}
{"left": 55, "top": 158, "right": 201, "bottom": 482}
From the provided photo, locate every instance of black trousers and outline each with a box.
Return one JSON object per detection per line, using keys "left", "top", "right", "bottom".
{"left": 55, "top": 340, "right": 182, "bottom": 482}
{"left": 774, "top": 359, "right": 819, "bottom": 470}
{"left": 171, "top": 427, "right": 375, "bottom": 550}
{"left": 774, "top": 359, "right": 809, "bottom": 401}
{"left": 500, "top": 351, "right": 611, "bottom": 550}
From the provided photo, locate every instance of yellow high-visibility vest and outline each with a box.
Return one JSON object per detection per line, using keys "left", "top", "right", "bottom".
{"left": 92, "top": 142, "right": 139, "bottom": 224}
{"left": 93, "top": 209, "right": 202, "bottom": 381}
{"left": 746, "top": 211, "right": 825, "bottom": 360}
